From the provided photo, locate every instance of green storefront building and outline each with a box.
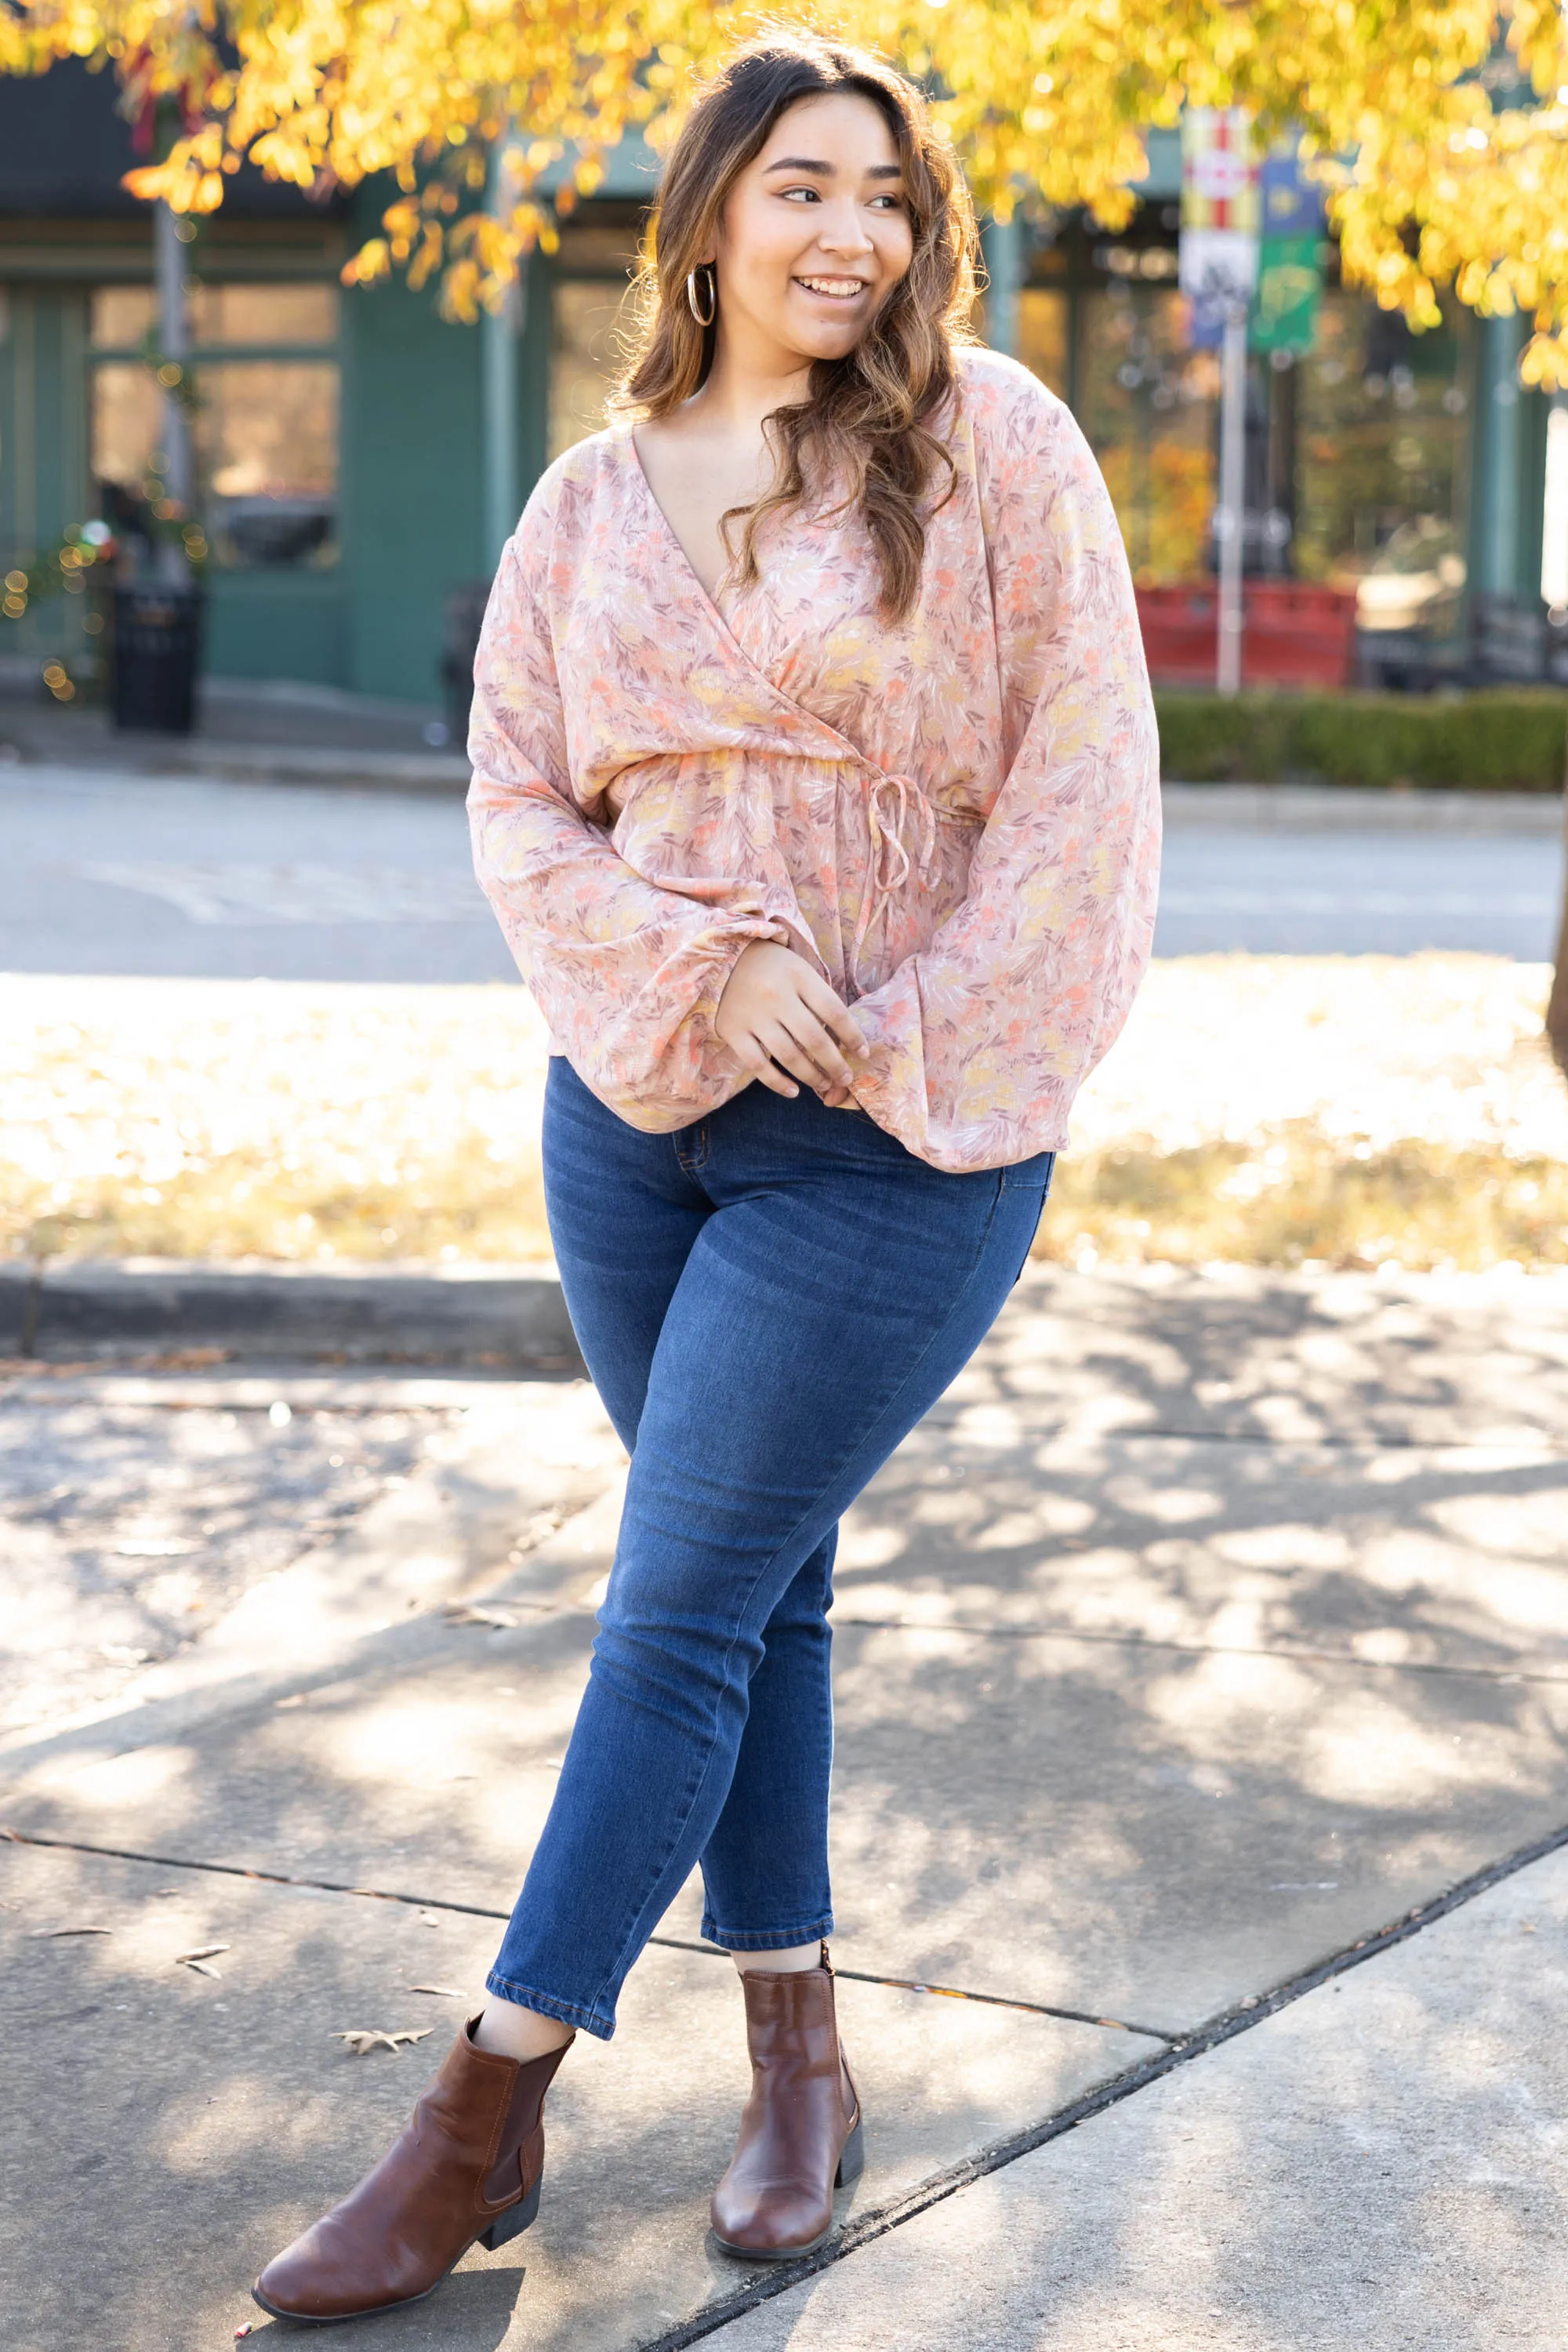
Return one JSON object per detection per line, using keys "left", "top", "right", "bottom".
{"left": 2, "top": 66, "right": 1562, "bottom": 711}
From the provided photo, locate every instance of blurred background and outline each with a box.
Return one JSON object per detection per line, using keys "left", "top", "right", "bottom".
{"left": 2, "top": 71, "right": 1563, "bottom": 717}
{"left": 0, "top": 36, "right": 1565, "bottom": 1287}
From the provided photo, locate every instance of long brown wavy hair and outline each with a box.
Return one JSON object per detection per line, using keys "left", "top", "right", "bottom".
{"left": 615, "top": 31, "right": 980, "bottom": 622}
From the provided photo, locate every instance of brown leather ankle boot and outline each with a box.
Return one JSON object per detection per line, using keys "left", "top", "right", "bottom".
{"left": 252, "top": 2017, "right": 572, "bottom": 2323}
{"left": 710, "top": 1949, "right": 863, "bottom": 2259}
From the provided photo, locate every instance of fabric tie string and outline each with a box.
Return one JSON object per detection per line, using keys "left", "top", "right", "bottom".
{"left": 851, "top": 770, "right": 938, "bottom": 987}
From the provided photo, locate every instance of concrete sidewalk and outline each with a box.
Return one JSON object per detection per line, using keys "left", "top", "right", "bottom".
{"left": 701, "top": 1835, "right": 1568, "bottom": 2350}
{"left": 2, "top": 1264, "right": 1567, "bottom": 2349}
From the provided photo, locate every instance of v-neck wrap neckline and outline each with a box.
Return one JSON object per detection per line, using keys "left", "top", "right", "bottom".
{"left": 468, "top": 345, "right": 1161, "bottom": 1173}
{"left": 618, "top": 418, "right": 984, "bottom": 987}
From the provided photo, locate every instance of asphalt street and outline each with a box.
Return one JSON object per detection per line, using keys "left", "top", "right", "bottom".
{"left": 1, "top": 761, "right": 1560, "bottom": 980}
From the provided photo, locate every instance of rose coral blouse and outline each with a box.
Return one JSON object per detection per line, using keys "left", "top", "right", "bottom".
{"left": 467, "top": 345, "right": 1160, "bottom": 1173}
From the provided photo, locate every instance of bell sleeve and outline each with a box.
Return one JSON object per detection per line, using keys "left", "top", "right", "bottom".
{"left": 466, "top": 485, "right": 789, "bottom": 1130}
{"left": 848, "top": 386, "right": 1161, "bottom": 1171}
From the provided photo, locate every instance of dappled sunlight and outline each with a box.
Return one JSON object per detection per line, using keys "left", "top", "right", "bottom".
{"left": 724, "top": 1845, "right": 1568, "bottom": 2350}
{"left": 0, "top": 1825, "right": 1169, "bottom": 2350}
{"left": 1207, "top": 1523, "right": 1356, "bottom": 1571}
{"left": 331, "top": 1694, "right": 508, "bottom": 1788}
{"left": 34, "top": 1737, "right": 189, "bottom": 1816}
{"left": 1296, "top": 1693, "right": 1539, "bottom": 1809}
{"left": 1431, "top": 1484, "right": 1568, "bottom": 1562}
{"left": 833, "top": 1519, "right": 908, "bottom": 1571}
{"left": 815, "top": 1528, "right": 1568, "bottom": 2025}
{"left": 1102, "top": 1475, "right": 1227, "bottom": 1526}
{"left": 5, "top": 1249, "right": 1568, "bottom": 2339}
{"left": 967, "top": 1496, "right": 1098, "bottom": 1548}
{"left": 827, "top": 1273, "right": 1568, "bottom": 1699}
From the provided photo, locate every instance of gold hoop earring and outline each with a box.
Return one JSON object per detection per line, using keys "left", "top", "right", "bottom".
{"left": 686, "top": 263, "right": 717, "bottom": 327}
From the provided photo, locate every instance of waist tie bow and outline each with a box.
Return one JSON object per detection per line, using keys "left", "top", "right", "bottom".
{"left": 851, "top": 770, "right": 938, "bottom": 988}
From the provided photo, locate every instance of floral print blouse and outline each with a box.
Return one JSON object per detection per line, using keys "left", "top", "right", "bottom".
{"left": 467, "top": 345, "right": 1160, "bottom": 1173}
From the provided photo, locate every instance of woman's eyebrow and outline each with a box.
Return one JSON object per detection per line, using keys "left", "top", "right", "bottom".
{"left": 762, "top": 157, "right": 903, "bottom": 180}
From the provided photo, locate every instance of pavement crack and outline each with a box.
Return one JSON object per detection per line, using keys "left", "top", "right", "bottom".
{"left": 627, "top": 1809, "right": 1568, "bottom": 2352}
{"left": 0, "top": 1826, "right": 1167, "bottom": 2037}
{"left": 1093, "top": 1423, "right": 1568, "bottom": 1457}
{"left": 12, "top": 1812, "right": 1568, "bottom": 2352}
{"left": 645, "top": 1933, "right": 1172, "bottom": 2042}
{"left": 833, "top": 1613, "right": 1568, "bottom": 1685}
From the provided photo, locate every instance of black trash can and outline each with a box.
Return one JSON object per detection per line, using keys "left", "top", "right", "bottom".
{"left": 111, "top": 580, "right": 204, "bottom": 734}
{"left": 442, "top": 579, "right": 494, "bottom": 750}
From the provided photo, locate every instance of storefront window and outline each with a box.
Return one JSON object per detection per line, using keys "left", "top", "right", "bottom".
{"left": 1076, "top": 282, "right": 1218, "bottom": 584}
{"left": 200, "top": 362, "right": 338, "bottom": 568}
{"left": 89, "top": 282, "right": 337, "bottom": 350}
{"left": 88, "top": 281, "right": 340, "bottom": 569}
{"left": 1293, "top": 292, "right": 1469, "bottom": 588}
{"left": 91, "top": 361, "right": 162, "bottom": 499}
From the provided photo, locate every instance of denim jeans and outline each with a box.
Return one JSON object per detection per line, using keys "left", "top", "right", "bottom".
{"left": 486, "top": 1056, "right": 1054, "bottom": 2039}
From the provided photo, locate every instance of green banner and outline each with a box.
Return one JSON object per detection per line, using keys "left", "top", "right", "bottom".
{"left": 1251, "top": 232, "right": 1326, "bottom": 355}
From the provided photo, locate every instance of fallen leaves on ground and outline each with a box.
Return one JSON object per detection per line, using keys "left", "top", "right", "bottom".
{"left": 174, "top": 1944, "right": 230, "bottom": 1977}
{"left": 27, "top": 1924, "right": 112, "bottom": 1938}
{"left": 443, "top": 1600, "right": 518, "bottom": 1629}
{"left": 2, "top": 959, "right": 1564, "bottom": 1272}
{"left": 407, "top": 1984, "right": 466, "bottom": 1997}
{"left": 332, "top": 2027, "right": 434, "bottom": 2055}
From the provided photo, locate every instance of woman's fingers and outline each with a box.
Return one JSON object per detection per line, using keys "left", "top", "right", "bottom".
{"left": 781, "top": 1007, "right": 855, "bottom": 1088}
{"left": 732, "top": 1032, "right": 799, "bottom": 1097}
{"left": 715, "top": 944, "right": 870, "bottom": 1102}
{"left": 797, "top": 968, "right": 868, "bottom": 1058}
{"left": 760, "top": 1022, "right": 834, "bottom": 1092}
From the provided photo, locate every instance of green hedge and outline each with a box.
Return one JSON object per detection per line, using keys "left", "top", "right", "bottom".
{"left": 1155, "top": 688, "right": 1568, "bottom": 792}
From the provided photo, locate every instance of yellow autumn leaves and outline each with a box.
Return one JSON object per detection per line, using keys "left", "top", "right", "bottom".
{"left": 3, "top": 2, "right": 1568, "bottom": 369}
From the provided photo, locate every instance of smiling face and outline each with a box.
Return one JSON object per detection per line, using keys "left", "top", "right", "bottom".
{"left": 707, "top": 91, "right": 916, "bottom": 371}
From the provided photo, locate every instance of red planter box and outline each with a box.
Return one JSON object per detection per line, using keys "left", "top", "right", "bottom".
{"left": 1137, "top": 582, "right": 1357, "bottom": 689}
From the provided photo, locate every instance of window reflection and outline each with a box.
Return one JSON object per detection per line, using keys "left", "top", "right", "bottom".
{"left": 89, "top": 281, "right": 339, "bottom": 350}
{"left": 200, "top": 361, "right": 339, "bottom": 568}
{"left": 194, "top": 284, "right": 337, "bottom": 346}
{"left": 1294, "top": 294, "right": 1468, "bottom": 586}
{"left": 1079, "top": 285, "right": 1218, "bottom": 583}
{"left": 91, "top": 361, "right": 162, "bottom": 495}
{"left": 89, "top": 286, "right": 157, "bottom": 349}
{"left": 88, "top": 281, "right": 340, "bottom": 570}
{"left": 550, "top": 280, "right": 633, "bottom": 460}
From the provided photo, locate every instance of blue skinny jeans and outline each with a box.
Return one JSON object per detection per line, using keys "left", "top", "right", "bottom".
{"left": 486, "top": 1056, "right": 1054, "bottom": 2039}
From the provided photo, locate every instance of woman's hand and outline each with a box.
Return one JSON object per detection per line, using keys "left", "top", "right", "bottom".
{"left": 715, "top": 942, "right": 867, "bottom": 1103}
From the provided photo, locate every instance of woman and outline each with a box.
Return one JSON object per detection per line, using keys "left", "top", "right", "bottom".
{"left": 255, "top": 29, "right": 1158, "bottom": 2326}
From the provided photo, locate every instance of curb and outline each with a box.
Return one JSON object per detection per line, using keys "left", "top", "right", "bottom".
{"left": 0, "top": 1261, "right": 581, "bottom": 1370}
{"left": 1160, "top": 782, "right": 1564, "bottom": 833}
{"left": 10, "top": 746, "right": 1561, "bottom": 822}
{"left": 140, "top": 745, "right": 473, "bottom": 794}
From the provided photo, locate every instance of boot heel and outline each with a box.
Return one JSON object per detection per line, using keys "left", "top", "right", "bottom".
{"left": 834, "top": 2120, "right": 864, "bottom": 2189}
{"left": 479, "top": 2172, "right": 542, "bottom": 2250}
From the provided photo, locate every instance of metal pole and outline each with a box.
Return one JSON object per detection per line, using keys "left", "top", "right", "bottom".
{"left": 153, "top": 200, "right": 194, "bottom": 579}
{"left": 1475, "top": 310, "right": 1524, "bottom": 601}
{"left": 481, "top": 138, "right": 524, "bottom": 574}
{"left": 979, "top": 215, "right": 1023, "bottom": 359}
{"left": 1216, "top": 301, "right": 1247, "bottom": 695}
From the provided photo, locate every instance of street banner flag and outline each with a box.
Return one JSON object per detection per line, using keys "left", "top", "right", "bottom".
{"left": 1253, "top": 141, "right": 1328, "bottom": 356}
{"left": 1180, "top": 108, "right": 1260, "bottom": 350}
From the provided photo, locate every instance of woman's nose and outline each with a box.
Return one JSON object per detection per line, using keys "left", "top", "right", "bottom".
{"left": 813, "top": 201, "right": 875, "bottom": 258}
